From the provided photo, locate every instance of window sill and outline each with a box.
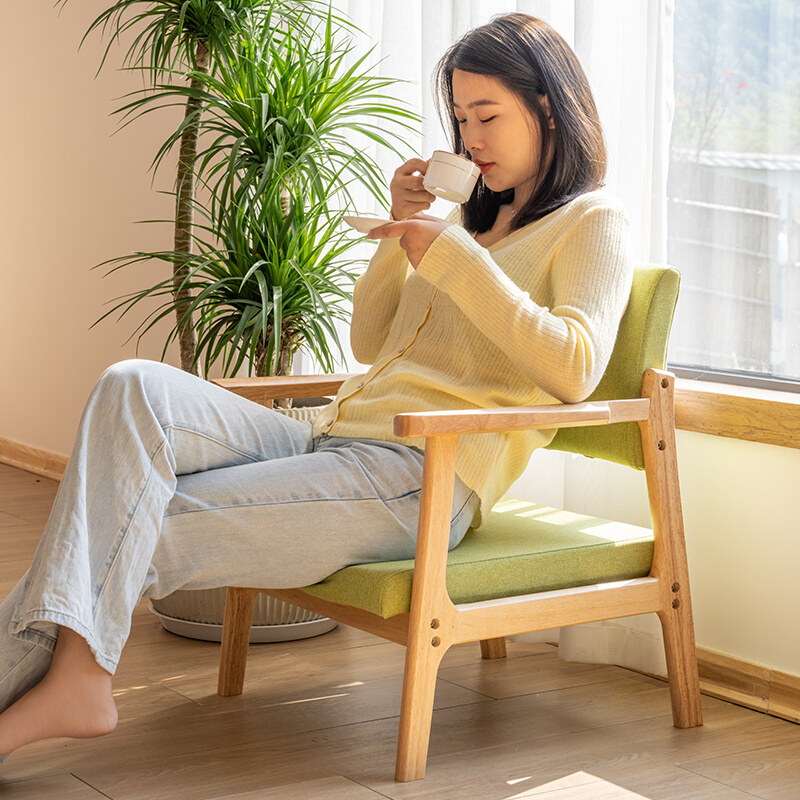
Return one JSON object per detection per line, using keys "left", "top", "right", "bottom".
{"left": 674, "top": 378, "right": 800, "bottom": 450}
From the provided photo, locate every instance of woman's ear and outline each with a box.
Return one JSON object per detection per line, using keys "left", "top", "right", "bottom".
{"left": 541, "top": 95, "right": 556, "bottom": 130}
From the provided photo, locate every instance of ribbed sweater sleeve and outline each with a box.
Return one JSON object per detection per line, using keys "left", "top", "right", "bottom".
{"left": 415, "top": 204, "right": 633, "bottom": 403}
{"left": 349, "top": 238, "right": 413, "bottom": 364}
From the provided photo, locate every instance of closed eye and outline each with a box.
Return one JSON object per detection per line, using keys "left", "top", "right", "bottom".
{"left": 456, "top": 115, "right": 496, "bottom": 125}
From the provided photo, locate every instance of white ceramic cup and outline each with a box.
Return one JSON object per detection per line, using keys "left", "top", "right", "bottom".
{"left": 422, "top": 150, "right": 480, "bottom": 204}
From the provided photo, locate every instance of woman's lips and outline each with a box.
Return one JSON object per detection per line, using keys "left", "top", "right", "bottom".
{"left": 474, "top": 161, "right": 494, "bottom": 175}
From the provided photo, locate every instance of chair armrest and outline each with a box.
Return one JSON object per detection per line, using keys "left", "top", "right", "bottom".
{"left": 393, "top": 398, "right": 651, "bottom": 438}
{"left": 403, "top": 395, "right": 654, "bottom": 649}
{"left": 211, "top": 374, "right": 359, "bottom": 403}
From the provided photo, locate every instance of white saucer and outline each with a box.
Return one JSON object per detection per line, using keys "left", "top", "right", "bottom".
{"left": 343, "top": 215, "right": 394, "bottom": 233}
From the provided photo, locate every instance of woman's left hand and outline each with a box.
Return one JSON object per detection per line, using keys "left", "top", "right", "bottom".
{"left": 368, "top": 214, "right": 452, "bottom": 269}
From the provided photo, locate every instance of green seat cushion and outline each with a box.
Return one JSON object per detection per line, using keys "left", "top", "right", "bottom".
{"left": 300, "top": 497, "right": 654, "bottom": 619}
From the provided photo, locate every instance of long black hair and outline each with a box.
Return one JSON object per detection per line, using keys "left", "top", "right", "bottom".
{"left": 435, "top": 13, "right": 607, "bottom": 234}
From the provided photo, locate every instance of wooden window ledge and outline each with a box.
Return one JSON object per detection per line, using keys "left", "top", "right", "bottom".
{"left": 674, "top": 378, "right": 800, "bottom": 450}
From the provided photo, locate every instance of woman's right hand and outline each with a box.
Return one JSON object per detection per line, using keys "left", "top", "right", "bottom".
{"left": 390, "top": 158, "right": 436, "bottom": 220}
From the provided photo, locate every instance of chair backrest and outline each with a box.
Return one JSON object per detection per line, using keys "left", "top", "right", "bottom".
{"left": 545, "top": 264, "right": 680, "bottom": 470}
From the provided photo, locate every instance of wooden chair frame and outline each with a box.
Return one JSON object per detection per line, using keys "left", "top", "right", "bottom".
{"left": 212, "top": 368, "right": 703, "bottom": 782}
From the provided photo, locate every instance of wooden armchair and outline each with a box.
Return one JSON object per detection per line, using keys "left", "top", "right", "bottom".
{"left": 211, "top": 264, "right": 703, "bottom": 782}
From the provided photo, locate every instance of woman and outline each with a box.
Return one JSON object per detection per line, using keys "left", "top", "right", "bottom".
{"left": 0, "top": 13, "right": 632, "bottom": 759}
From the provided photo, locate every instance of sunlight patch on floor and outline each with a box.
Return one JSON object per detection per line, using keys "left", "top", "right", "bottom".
{"left": 504, "top": 771, "right": 652, "bottom": 799}
{"left": 266, "top": 692, "right": 349, "bottom": 708}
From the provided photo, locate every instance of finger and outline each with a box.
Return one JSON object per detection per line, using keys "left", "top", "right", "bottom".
{"left": 397, "top": 186, "right": 436, "bottom": 207}
{"left": 406, "top": 197, "right": 436, "bottom": 212}
{"left": 396, "top": 157, "right": 430, "bottom": 176}
{"left": 396, "top": 172, "right": 431, "bottom": 193}
{"left": 391, "top": 197, "right": 434, "bottom": 220}
{"left": 367, "top": 221, "right": 406, "bottom": 239}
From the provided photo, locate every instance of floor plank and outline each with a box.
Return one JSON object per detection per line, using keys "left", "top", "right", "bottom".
{"left": 0, "top": 773, "right": 111, "bottom": 799}
{"left": 206, "top": 776, "right": 389, "bottom": 800}
{"left": 682, "top": 739, "right": 800, "bottom": 799}
{"left": 438, "top": 649, "right": 632, "bottom": 700}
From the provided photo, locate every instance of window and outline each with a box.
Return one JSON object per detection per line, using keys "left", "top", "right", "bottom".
{"left": 668, "top": 0, "right": 800, "bottom": 387}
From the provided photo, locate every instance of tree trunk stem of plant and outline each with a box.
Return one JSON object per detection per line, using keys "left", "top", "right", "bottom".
{"left": 173, "top": 41, "right": 210, "bottom": 375}
{"left": 255, "top": 340, "right": 292, "bottom": 408}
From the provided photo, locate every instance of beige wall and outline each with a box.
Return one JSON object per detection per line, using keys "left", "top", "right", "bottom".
{"left": 677, "top": 431, "right": 800, "bottom": 677}
{"left": 1, "top": 1, "right": 180, "bottom": 458}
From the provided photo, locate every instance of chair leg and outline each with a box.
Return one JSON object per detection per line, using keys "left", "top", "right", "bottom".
{"left": 395, "top": 630, "right": 446, "bottom": 781}
{"left": 480, "top": 637, "right": 507, "bottom": 659}
{"left": 658, "top": 605, "right": 704, "bottom": 729}
{"left": 217, "top": 587, "right": 258, "bottom": 697}
{"left": 640, "top": 371, "right": 703, "bottom": 729}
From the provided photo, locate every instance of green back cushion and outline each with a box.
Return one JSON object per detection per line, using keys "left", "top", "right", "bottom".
{"left": 301, "top": 497, "right": 653, "bottom": 618}
{"left": 546, "top": 264, "right": 680, "bottom": 470}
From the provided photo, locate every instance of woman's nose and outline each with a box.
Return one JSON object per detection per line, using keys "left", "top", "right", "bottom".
{"left": 462, "top": 130, "right": 483, "bottom": 154}
{"left": 464, "top": 136, "right": 483, "bottom": 155}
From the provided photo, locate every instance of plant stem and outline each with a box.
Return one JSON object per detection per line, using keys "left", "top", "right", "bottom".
{"left": 255, "top": 340, "right": 292, "bottom": 408}
{"left": 172, "top": 41, "right": 210, "bottom": 375}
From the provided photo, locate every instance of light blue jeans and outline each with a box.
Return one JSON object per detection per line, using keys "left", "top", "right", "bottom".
{"left": 0, "top": 360, "right": 478, "bottom": 713}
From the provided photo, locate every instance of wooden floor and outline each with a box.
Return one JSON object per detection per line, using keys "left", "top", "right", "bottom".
{"left": 2, "top": 463, "right": 800, "bottom": 800}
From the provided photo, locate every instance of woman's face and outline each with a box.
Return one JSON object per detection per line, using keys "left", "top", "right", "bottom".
{"left": 451, "top": 69, "right": 549, "bottom": 205}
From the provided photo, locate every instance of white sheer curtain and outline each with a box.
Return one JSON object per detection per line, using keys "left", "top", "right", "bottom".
{"left": 332, "top": 0, "right": 675, "bottom": 675}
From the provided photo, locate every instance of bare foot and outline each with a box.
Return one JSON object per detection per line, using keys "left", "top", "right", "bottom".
{"left": 0, "top": 626, "right": 117, "bottom": 756}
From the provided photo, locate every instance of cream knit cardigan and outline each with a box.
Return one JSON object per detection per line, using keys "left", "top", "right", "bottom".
{"left": 312, "top": 190, "right": 634, "bottom": 520}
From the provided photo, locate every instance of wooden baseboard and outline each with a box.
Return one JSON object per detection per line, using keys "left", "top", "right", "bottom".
{"left": 696, "top": 647, "right": 800, "bottom": 724}
{"left": 768, "top": 669, "right": 800, "bottom": 724}
{"left": 697, "top": 647, "right": 770, "bottom": 712}
{"left": 0, "top": 437, "right": 67, "bottom": 481}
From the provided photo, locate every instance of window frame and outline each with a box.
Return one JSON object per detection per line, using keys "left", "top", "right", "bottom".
{"left": 670, "top": 365, "right": 800, "bottom": 396}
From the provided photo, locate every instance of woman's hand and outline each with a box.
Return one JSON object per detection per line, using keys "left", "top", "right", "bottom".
{"left": 368, "top": 214, "right": 452, "bottom": 269}
{"left": 389, "top": 158, "right": 436, "bottom": 221}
